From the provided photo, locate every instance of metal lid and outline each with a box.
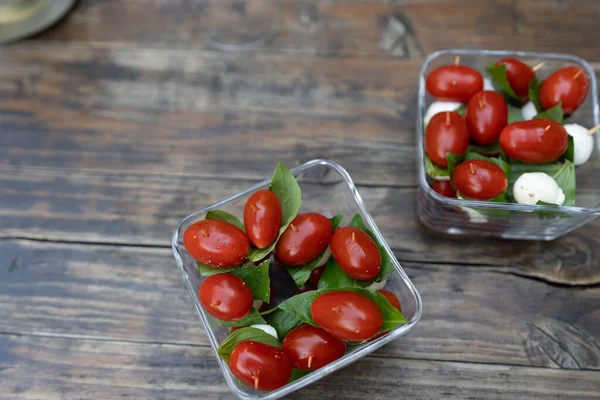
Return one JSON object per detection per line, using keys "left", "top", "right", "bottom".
{"left": 0, "top": 0, "right": 77, "bottom": 44}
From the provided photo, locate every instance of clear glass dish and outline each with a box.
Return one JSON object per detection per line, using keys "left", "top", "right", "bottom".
{"left": 172, "top": 159, "right": 423, "bottom": 400}
{"left": 417, "top": 49, "right": 600, "bottom": 241}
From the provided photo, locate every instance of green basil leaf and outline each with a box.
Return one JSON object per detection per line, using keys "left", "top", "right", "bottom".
{"left": 229, "top": 260, "right": 271, "bottom": 302}
{"left": 551, "top": 160, "right": 576, "bottom": 207}
{"left": 508, "top": 107, "right": 523, "bottom": 124}
{"left": 205, "top": 210, "right": 245, "bottom": 232}
{"left": 289, "top": 368, "right": 312, "bottom": 382}
{"left": 468, "top": 142, "right": 501, "bottom": 156}
{"left": 278, "top": 288, "right": 407, "bottom": 332}
{"left": 197, "top": 260, "right": 254, "bottom": 276}
{"left": 425, "top": 155, "right": 450, "bottom": 179}
{"left": 287, "top": 214, "right": 344, "bottom": 287}
{"left": 464, "top": 151, "right": 511, "bottom": 177}
{"left": 454, "top": 103, "right": 467, "bottom": 117}
{"left": 217, "top": 327, "right": 281, "bottom": 363}
{"left": 486, "top": 63, "right": 523, "bottom": 105}
{"left": 248, "top": 163, "right": 302, "bottom": 262}
{"left": 263, "top": 308, "right": 303, "bottom": 340}
{"left": 219, "top": 308, "right": 266, "bottom": 327}
{"left": 446, "top": 152, "right": 465, "bottom": 175}
{"left": 534, "top": 102, "right": 564, "bottom": 124}
{"left": 528, "top": 78, "right": 543, "bottom": 112}
{"left": 563, "top": 135, "right": 575, "bottom": 163}
{"left": 318, "top": 257, "right": 369, "bottom": 289}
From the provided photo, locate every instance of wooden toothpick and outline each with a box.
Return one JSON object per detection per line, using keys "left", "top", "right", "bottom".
{"left": 588, "top": 124, "right": 600, "bottom": 136}
{"left": 532, "top": 62, "right": 544, "bottom": 72}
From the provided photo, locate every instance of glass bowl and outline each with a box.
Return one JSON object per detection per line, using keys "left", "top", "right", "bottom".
{"left": 417, "top": 49, "right": 600, "bottom": 241}
{"left": 172, "top": 159, "right": 423, "bottom": 400}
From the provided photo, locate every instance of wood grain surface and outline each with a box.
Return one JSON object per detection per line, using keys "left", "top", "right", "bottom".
{"left": 1, "top": 0, "right": 599, "bottom": 398}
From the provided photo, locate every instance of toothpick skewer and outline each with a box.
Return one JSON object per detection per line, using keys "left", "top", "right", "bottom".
{"left": 587, "top": 124, "right": 600, "bottom": 136}
{"left": 455, "top": 56, "right": 460, "bottom": 66}
{"left": 532, "top": 62, "right": 544, "bottom": 72}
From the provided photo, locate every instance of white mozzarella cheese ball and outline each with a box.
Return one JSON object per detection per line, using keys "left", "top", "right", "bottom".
{"left": 424, "top": 101, "right": 462, "bottom": 125}
{"left": 483, "top": 78, "right": 496, "bottom": 91}
{"left": 314, "top": 245, "right": 331, "bottom": 268}
{"left": 513, "top": 173, "right": 565, "bottom": 206}
{"left": 564, "top": 124, "right": 594, "bottom": 166}
{"left": 250, "top": 324, "right": 278, "bottom": 338}
{"left": 521, "top": 101, "right": 537, "bottom": 121}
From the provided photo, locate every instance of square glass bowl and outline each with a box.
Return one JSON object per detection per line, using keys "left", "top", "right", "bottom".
{"left": 417, "top": 49, "right": 600, "bottom": 241}
{"left": 172, "top": 159, "right": 423, "bottom": 400}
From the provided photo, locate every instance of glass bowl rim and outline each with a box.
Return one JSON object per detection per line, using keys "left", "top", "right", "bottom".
{"left": 171, "top": 158, "right": 424, "bottom": 400}
{"left": 417, "top": 48, "right": 600, "bottom": 215}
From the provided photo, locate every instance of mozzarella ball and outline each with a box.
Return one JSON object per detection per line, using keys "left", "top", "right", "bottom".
{"left": 250, "top": 324, "right": 278, "bottom": 338}
{"left": 483, "top": 78, "right": 496, "bottom": 91}
{"left": 313, "top": 245, "right": 331, "bottom": 268}
{"left": 513, "top": 173, "right": 565, "bottom": 205}
{"left": 364, "top": 277, "right": 387, "bottom": 291}
{"left": 564, "top": 123, "right": 594, "bottom": 166}
{"left": 424, "top": 101, "right": 462, "bottom": 125}
{"left": 521, "top": 101, "right": 537, "bottom": 121}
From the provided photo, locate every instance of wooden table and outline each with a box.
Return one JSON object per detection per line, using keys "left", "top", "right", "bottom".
{"left": 1, "top": 1, "right": 599, "bottom": 398}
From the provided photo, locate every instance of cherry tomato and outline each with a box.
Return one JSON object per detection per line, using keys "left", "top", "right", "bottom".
{"left": 308, "top": 265, "right": 325, "bottom": 286}
{"left": 452, "top": 160, "right": 507, "bottom": 200}
{"left": 499, "top": 119, "right": 568, "bottom": 163}
{"left": 282, "top": 324, "right": 346, "bottom": 370}
{"left": 426, "top": 65, "right": 484, "bottom": 103}
{"left": 244, "top": 190, "right": 282, "bottom": 249}
{"left": 432, "top": 180, "right": 457, "bottom": 198}
{"left": 466, "top": 91, "right": 508, "bottom": 145}
{"left": 199, "top": 273, "right": 253, "bottom": 321}
{"left": 330, "top": 227, "right": 380, "bottom": 280}
{"left": 425, "top": 111, "right": 470, "bottom": 167}
{"left": 228, "top": 341, "right": 292, "bottom": 391}
{"left": 378, "top": 290, "right": 402, "bottom": 312}
{"left": 495, "top": 58, "right": 535, "bottom": 102}
{"left": 184, "top": 219, "right": 249, "bottom": 267}
{"left": 540, "top": 66, "right": 590, "bottom": 115}
{"left": 310, "top": 291, "right": 383, "bottom": 341}
{"left": 275, "top": 213, "right": 333, "bottom": 266}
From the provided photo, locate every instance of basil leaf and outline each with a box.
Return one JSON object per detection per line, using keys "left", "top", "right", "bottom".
{"left": 446, "top": 152, "right": 465, "bottom": 175}
{"left": 229, "top": 260, "right": 271, "bottom": 302}
{"left": 425, "top": 155, "right": 450, "bottom": 179}
{"left": 197, "top": 260, "right": 254, "bottom": 276}
{"left": 278, "top": 288, "right": 407, "bottom": 332}
{"left": 508, "top": 107, "right": 523, "bottom": 124}
{"left": 468, "top": 142, "right": 501, "bottom": 156}
{"left": 205, "top": 210, "right": 245, "bottom": 232}
{"left": 289, "top": 368, "right": 311, "bottom": 382}
{"left": 454, "top": 103, "right": 467, "bottom": 117}
{"left": 217, "top": 327, "right": 281, "bottom": 363}
{"left": 248, "top": 163, "right": 302, "bottom": 262}
{"left": 551, "top": 160, "right": 576, "bottom": 207}
{"left": 464, "top": 151, "right": 511, "bottom": 177}
{"left": 287, "top": 214, "right": 344, "bottom": 287}
{"left": 486, "top": 63, "right": 523, "bottom": 105}
{"left": 528, "top": 78, "right": 543, "bottom": 112}
{"left": 219, "top": 308, "right": 266, "bottom": 327}
{"left": 263, "top": 308, "right": 303, "bottom": 340}
{"left": 563, "top": 135, "right": 575, "bottom": 163}
{"left": 318, "top": 257, "right": 369, "bottom": 289}
{"left": 534, "top": 102, "right": 564, "bottom": 124}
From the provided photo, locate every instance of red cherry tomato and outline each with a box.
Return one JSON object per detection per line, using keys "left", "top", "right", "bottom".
{"left": 426, "top": 65, "right": 484, "bottom": 103}
{"left": 540, "top": 66, "right": 590, "bottom": 115}
{"left": 199, "top": 273, "right": 253, "bottom": 321}
{"left": 228, "top": 341, "right": 292, "bottom": 391}
{"left": 466, "top": 91, "right": 508, "bottom": 145}
{"left": 282, "top": 324, "right": 346, "bottom": 370}
{"left": 244, "top": 190, "right": 282, "bottom": 249}
{"left": 495, "top": 58, "right": 535, "bottom": 102}
{"left": 308, "top": 265, "right": 325, "bottom": 286}
{"left": 432, "top": 180, "right": 457, "bottom": 198}
{"left": 184, "top": 220, "right": 250, "bottom": 267}
{"left": 330, "top": 227, "right": 380, "bottom": 280}
{"left": 310, "top": 291, "right": 383, "bottom": 341}
{"left": 378, "top": 290, "right": 402, "bottom": 312}
{"left": 452, "top": 160, "right": 507, "bottom": 200}
{"left": 425, "top": 111, "right": 470, "bottom": 167}
{"left": 499, "top": 119, "right": 568, "bottom": 164}
{"left": 275, "top": 213, "right": 333, "bottom": 266}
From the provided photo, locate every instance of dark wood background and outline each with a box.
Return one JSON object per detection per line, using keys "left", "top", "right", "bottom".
{"left": 1, "top": 1, "right": 599, "bottom": 398}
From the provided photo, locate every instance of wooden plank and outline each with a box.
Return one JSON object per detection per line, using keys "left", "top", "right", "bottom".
{"left": 0, "top": 44, "right": 419, "bottom": 186}
{"left": 1, "top": 166, "right": 600, "bottom": 285}
{"left": 34, "top": 1, "right": 600, "bottom": 62}
{"left": 1, "top": 240, "right": 599, "bottom": 369}
{"left": 0, "top": 334, "right": 598, "bottom": 400}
